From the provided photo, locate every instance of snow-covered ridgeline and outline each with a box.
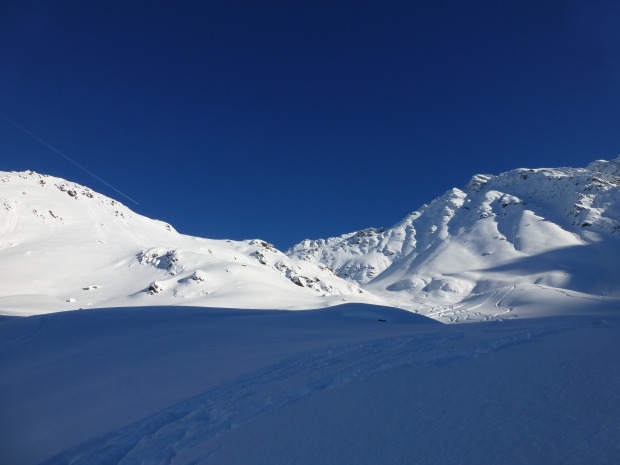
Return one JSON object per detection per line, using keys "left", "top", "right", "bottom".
{"left": 0, "top": 171, "right": 371, "bottom": 316}
{"left": 287, "top": 157, "right": 620, "bottom": 316}
{"left": 2, "top": 157, "right": 620, "bottom": 321}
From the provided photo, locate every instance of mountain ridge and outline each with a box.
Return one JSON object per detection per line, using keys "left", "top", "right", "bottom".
{"left": 287, "top": 157, "right": 620, "bottom": 321}
{"left": 1, "top": 157, "right": 619, "bottom": 322}
{"left": 0, "top": 170, "right": 372, "bottom": 316}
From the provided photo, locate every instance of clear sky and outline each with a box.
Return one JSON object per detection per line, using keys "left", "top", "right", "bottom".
{"left": 2, "top": 0, "right": 620, "bottom": 249}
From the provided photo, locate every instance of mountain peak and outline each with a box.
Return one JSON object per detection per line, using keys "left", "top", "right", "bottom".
{"left": 2, "top": 159, "right": 619, "bottom": 322}
{"left": 0, "top": 170, "right": 373, "bottom": 316}
{"left": 288, "top": 157, "right": 620, "bottom": 322}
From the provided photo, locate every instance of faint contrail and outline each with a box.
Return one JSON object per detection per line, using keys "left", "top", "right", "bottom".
{"left": 0, "top": 113, "right": 139, "bottom": 205}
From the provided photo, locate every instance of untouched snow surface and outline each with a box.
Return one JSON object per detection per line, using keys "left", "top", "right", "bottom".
{"left": 1, "top": 304, "right": 619, "bottom": 465}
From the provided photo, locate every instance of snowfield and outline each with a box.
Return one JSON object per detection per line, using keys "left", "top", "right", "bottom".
{"left": 1, "top": 304, "right": 619, "bottom": 465}
{"left": 1, "top": 159, "right": 620, "bottom": 464}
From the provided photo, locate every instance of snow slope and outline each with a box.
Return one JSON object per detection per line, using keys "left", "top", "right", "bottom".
{"left": 0, "top": 171, "right": 373, "bottom": 316}
{"left": 2, "top": 158, "right": 620, "bottom": 322}
{"left": 288, "top": 157, "right": 620, "bottom": 321}
{"left": 1, "top": 161, "right": 619, "bottom": 465}
{"left": 1, "top": 304, "right": 618, "bottom": 465}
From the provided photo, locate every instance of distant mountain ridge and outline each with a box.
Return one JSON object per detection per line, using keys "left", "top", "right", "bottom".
{"left": 1, "top": 158, "right": 619, "bottom": 322}
{"left": 0, "top": 170, "right": 371, "bottom": 316}
{"left": 287, "top": 157, "right": 620, "bottom": 321}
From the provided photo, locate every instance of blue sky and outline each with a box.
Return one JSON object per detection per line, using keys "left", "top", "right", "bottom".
{"left": 2, "top": 0, "right": 620, "bottom": 249}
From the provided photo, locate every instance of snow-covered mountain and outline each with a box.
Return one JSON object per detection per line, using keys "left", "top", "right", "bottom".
{"left": 0, "top": 171, "right": 371, "bottom": 316}
{"left": 2, "top": 158, "right": 620, "bottom": 321}
{"left": 288, "top": 157, "right": 620, "bottom": 321}
{"left": 2, "top": 162, "right": 620, "bottom": 465}
{"left": 3, "top": 162, "right": 619, "bottom": 465}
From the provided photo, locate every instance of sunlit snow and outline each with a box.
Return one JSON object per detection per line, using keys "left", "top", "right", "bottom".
{"left": 1, "top": 159, "right": 619, "bottom": 465}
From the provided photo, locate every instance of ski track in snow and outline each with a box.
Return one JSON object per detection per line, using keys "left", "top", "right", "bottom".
{"left": 533, "top": 284, "right": 620, "bottom": 306}
{"left": 42, "top": 321, "right": 577, "bottom": 465}
{"left": 492, "top": 286, "right": 515, "bottom": 319}
{"left": 425, "top": 289, "right": 498, "bottom": 323}
{"left": 425, "top": 286, "right": 517, "bottom": 323}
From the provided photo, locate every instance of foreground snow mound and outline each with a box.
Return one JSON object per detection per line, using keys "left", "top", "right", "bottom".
{"left": 288, "top": 157, "right": 620, "bottom": 321}
{"left": 0, "top": 171, "right": 371, "bottom": 316}
{"left": 0, "top": 305, "right": 618, "bottom": 465}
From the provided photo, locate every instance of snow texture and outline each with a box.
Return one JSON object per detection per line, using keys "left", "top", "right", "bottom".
{"left": 0, "top": 305, "right": 618, "bottom": 465}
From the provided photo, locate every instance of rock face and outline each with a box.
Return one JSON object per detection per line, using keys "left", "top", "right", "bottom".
{"left": 0, "top": 171, "right": 370, "bottom": 316}
{"left": 287, "top": 157, "right": 620, "bottom": 319}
